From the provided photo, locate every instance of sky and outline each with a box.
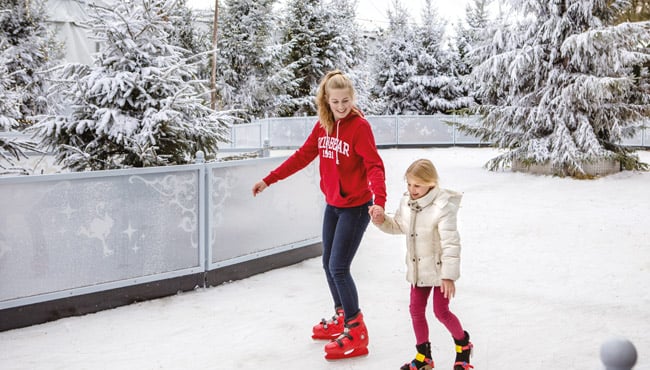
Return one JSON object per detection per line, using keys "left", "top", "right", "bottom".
{"left": 185, "top": 0, "right": 471, "bottom": 30}
{"left": 1, "top": 147, "right": 648, "bottom": 370}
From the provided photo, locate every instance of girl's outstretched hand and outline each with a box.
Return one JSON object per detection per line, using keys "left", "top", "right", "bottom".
{"left": 441, "top": 279, "right": 456, "bottom": 299}
{"left": 252, "top": 181, "right": 268, "bottom": 197}
{"left": 368, "top": 205, "right": 385, "bottom": 224}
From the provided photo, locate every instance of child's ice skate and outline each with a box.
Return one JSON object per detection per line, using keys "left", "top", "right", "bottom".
{"left": 453, "top": 331, "right": 473, "bottom": 370}
{"left": 400, "top": 341, "right": 434, "bottom": 370}
{"left": 311, "top": 307, "right": 344, "bottom": 340}
{"left": 324, "top": 311, "right": 369, "bottom": 360}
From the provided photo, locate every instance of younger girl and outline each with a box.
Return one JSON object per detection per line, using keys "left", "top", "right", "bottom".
{"left": 370, "top": 159, "right": 473, "bottom": 370}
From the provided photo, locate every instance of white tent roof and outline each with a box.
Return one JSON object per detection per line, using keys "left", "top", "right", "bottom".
{"left": 44, "top": 0, "right": 113, "bottom": 64}
{"left": 46, "top": 0, "right": 91, "bottom": 23}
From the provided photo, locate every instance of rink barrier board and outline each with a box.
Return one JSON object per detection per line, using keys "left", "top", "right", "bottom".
{"left": 0, "top": 157, "right": 323, "bottom": 331}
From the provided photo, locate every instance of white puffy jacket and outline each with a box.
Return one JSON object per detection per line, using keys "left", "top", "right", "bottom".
{"left": 376, "top": 186, "right": 462, "bottom": 287}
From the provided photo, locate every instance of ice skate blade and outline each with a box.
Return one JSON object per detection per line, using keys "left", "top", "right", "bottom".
{"left": 324, "top": 347, "right": 369, "bottom": 360}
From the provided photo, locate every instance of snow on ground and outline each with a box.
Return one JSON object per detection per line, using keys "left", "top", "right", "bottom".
{"left": 1, "top": 147, "right": 648, "bottom": 370}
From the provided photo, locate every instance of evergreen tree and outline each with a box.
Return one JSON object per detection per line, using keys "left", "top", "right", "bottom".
{"left": 278, "top": 0, "right": 364, "bottom": 116}
{"left": 168, "top": 0, "right": 205, "bottom": 58}
{"left": 255, "top": 42, "right": 300, "bottom": 118}
{"left": 215, "top": 0, "right": 298, "bottom": 120}
{"left": 348, "top": 56, "right": 380, "bottom": 114}
{"left": 170, "top": 0, "right": 214, "bottom": 83}
{"left": 324, "top": 0, "right": 370, "bottom": 113}
{"left": 31, "top": 0, "right": 233, "bottom": 171}
{"left": 279, "top": 0, "right": 327, "bottom": 115}
{"left": 0, "top": 0, "right": 56, "bottom": 122}
{"left": 454, "top": 0, "right": 493, "bottom": 77}
{"left": 461, "top": 0, "right": 649, "bottom": 177}
{"left": 452, "top": 0, "right": 496, "bottom": 107}
{"left": 183, "top": 7, "right": 215, "bottom": 84}
{"left": 0, "top": 51, "right": 36, "bottom": 173}
{"left": 0, "top": 0, "right": 56, "bottom": 172}
{"left": 371, "top": 0, "right": 419, "bottom": 114}
{"left": 324, "top": 0, "right": 367, "bottom": 74}
{"left": 615, "top": 0, "right": 650, "bottom": 22}
{"left": 411, "top": 0, "right": 473, "bottom": 114}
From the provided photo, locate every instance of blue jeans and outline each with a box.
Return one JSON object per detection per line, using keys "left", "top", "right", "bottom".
{"left": 321, "top": 201, "right": 371, "bottom": 321}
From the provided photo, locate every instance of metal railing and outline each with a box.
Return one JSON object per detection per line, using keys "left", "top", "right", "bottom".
{"left": 226, "top": 115, "right": 648, "bottom": 150}
{"left": 2, "top": 115, "right": 647, "bottom": 158}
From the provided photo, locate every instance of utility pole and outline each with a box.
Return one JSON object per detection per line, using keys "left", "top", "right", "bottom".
{"left": 210, "top": 0, "right": 218, "bottom": 110}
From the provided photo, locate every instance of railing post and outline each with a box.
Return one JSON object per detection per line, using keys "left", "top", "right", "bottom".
{"left": 451, "top": 115, "right": 457, "bottom": 145}
{"left": 195, "top": 150, "right": 205, "bottom": 164}
{"left": 600, "top": 337, "right": 637, "bottom": 370}
{"left": 395, "top": 115, "right": 399, "bottom": 146}
{"left": 261, "top": 139, "right": 270, "bottom": 158}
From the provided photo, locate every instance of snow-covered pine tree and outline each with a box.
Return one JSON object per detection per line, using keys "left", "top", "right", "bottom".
{"left": 168, "top": 0, "right": 213, "bottom": 81}
{"left": 411, "top": 0, "right": 473, "bottom": 114}
{"left": 371, "top": 0, "right": 419, "bottom": 114}
{"left": 210, "top": 0, "right": 296, "bottom": 119}
{"left": 0, "top": 52, "right": 33, "bottom": 173}
{"left": 0, "top": 0, "right": 56, "bottom": 123}
{"left": 615, "top": 0, "right": 650, "bottom": 22}
{"left": 451, "top": 0, "right": 498, "bottom": 109}
{"left": 461, "top": 0, "right": 649, "bottom": 177}
{"left": 31, "top": 0, "right": 233, "bottom": 171}
{"left": 322, "top": 0, "right": 366, "bottom": 75}
{"left": 254, "top": 43, "right": 300, "bottom": 118}
{"left": 323, "top": 0, "right": 370, "bottom": 112}
{"left": 278, "top": 0, "right": 364, "bottom": 116}
{"left": 216, "top": 0, "right": 296, "bottom": 120}
{"left": 167, "top": 0, "right": 205, "bottom": 58}
{"left": 278, "top": 0, "right": 327, "bottom": 115}
{"left": 0, "top": 0, "right": 55, "bottom": 173}
{"left": 453, "top": 0, "right": 493, "bottom": 78}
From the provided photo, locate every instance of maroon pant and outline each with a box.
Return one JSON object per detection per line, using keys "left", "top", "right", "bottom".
{"left": 410, "top": 285, "right": 465, "bottom": 344}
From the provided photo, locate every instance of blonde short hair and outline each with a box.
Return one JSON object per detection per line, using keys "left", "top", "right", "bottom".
{"left": 405, "top": 159, "right": 439, "bottom": 187}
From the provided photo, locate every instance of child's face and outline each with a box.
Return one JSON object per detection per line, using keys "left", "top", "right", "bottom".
{"left": 327, "top": 88, "right": 353, "bottom": 121}
{"left": 406, "top": 175, "right": 433, "bottom": 200}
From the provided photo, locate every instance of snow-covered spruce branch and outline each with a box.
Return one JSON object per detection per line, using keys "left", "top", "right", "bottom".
{"left": 561, "top": 21, "right": 650, "bottom": 73}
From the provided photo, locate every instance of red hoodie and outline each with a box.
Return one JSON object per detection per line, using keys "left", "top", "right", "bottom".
{"left": 263, "top": 110, "right": 386, "bottom": 209}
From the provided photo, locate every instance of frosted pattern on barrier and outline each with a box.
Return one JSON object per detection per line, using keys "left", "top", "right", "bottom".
{"left": 0, "top": 170, "right": 200, "bottom": 301}
{"left": 209, "top": 158, "right": 323, "bottom": 264}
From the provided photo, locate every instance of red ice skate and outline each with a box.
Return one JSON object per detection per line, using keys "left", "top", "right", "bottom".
{"left": 312, "top": 307, "right": 344, "bottom": 340}
{"left": 324, "top": 311, "right": 369, "bottom": 360}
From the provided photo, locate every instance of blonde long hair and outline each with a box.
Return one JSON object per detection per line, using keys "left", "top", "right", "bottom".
{"left": 405, "top": 159, "right": 439, "bottom": 187}
{"left": 315, "top": 70, "right": 358, "bottom": 134}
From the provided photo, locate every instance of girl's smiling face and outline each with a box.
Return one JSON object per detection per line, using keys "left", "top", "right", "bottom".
{"left": 327, "top": 88, "right": 353, "bottom": 121}
{"left": 406, "top": 175, "right": 433, "bottom": 200}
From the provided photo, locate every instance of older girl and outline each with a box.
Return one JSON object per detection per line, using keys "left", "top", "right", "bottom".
{"left": 252, "top": 70, "right": 386, "bottom": 360}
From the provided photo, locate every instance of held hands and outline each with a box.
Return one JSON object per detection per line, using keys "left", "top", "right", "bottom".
{"left": 368, "top": 205, "right": 385, "bottom": 224}
{"left": 252, "top": 181, "right": 268, "bottom": 197}
{"left": 441, "top": 279, "right": 456, "bottom": 299}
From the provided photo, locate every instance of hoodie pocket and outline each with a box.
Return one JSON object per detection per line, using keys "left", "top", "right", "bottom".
{"left": 338, "top": 179, "right": 347, "bottom": 197}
